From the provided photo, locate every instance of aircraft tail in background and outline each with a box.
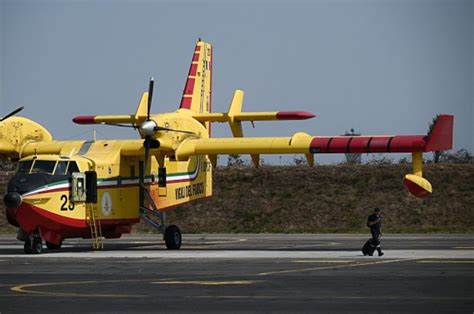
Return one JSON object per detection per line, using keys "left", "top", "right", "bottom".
{"left": 179, "top": 40, "right": 212, "bottom": 114}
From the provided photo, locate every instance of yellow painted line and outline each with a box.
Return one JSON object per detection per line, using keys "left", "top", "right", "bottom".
{"left": 152, "top": 280, "right": 259, "bottom": 286}
{"left": 11, "top": 281, "right": 141, "bottom": 298}
{"left": 417, "top": 260, "right": 474, "bottom": 264}
{"left": 9, "top": 278, "right": 173, "bottom": 298}
{"left": 292, "top": 260, "right": 353, "bottom": 264}
{"left": 258, "top": 258, "right": 417, "bottom": 276}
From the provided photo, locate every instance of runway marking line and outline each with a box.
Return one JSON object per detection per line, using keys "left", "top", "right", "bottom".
{"left": 292, "top": 260, "right": 353, "bottom": 263}
{"left": 192, "top": 295, "right": 473, "bottom": 301}
{"left": 152, "top": 280, "right": 259, "bottom": 286}
{"left": 9, "top": 278, "right": 175, "bottom": 298}
{"left": 258, "top": 258, "right": 418, "bottom": 276}
{"left": 417, "top": 260, "right": 474, "bottom": 264}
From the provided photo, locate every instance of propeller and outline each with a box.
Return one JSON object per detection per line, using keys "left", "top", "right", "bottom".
{"left": 0, "top": 106, "right": 24, "bottom": 122}
{"left": 143, "top": 78, "right": 155, "bottom": 175}
{"left": 138, "top": 77, "right": 195, "bottom": 136}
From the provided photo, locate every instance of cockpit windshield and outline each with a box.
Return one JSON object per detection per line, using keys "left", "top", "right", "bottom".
{"left": 17, "top": 159, "right": 80, "bottom": 175}
{"left": 31, "top": 161, "right": 56, "bottom": 174}
{"left": 54, "top": 161, "right": 69, "bottom": 175}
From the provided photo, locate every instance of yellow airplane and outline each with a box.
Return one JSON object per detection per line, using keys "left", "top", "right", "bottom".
{"left": 1, "top": 40, "right": 453, "bottom": 254}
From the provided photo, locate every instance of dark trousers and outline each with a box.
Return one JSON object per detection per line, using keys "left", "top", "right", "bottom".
{"left": 371, "top": 231, "right": 382, "bottom": 249}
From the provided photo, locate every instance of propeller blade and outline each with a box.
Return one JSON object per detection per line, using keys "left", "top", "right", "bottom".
{"left": 154, "top": 126, "right": 195, "bottom": 135}
{"left": 0, "top": 106, "right": 24, "bottom": 122}
{"left": 147, "top": 77, "right": 154, "bottom": 121}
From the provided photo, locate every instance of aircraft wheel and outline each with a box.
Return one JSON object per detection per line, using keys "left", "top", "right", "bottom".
{"left": 31, "top": 238, "right": 43, "bottom": 254}
{"left": 46, "top": 240, "right": 62, "bottom": 250}
{"left": 23, "top": 240, "right": 32, "bottom": 254}
{"left": 164, "top": 225, "right": 182, "bottom": 250}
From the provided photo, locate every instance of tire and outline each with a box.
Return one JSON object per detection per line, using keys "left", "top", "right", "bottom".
{"left": 31, "top": 238, "right": 43, "bottom": 254}
{"left": 23, "top": 240, "right": 32, "bottom": 254}
{"left": 46, "top": 240, "right": 62, "bottom": 250}
{"left": 164, "top": 225, "right": 182, "bottom": 250}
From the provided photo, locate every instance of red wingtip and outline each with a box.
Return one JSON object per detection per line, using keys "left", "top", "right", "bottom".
{"left": 276, "top": 111, "right": 316, "bottom": 120}
{"left": 403, "top": 178, "right": 431, "bottom": 198}
{"left": 73, "top": 116, "right": 96, "bottom": 124}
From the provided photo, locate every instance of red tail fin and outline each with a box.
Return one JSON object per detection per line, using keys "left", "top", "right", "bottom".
{"left": 179, "top": 40, "right": 213, "bottom": 114}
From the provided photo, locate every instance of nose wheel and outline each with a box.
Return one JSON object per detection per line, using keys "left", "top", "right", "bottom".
{"left": 24, "top": 236, "right": 43, "bottom": 254}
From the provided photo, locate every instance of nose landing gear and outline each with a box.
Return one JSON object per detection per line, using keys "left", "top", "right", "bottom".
{"left": 23, "top": 235, "right": 43, "bottom": 254}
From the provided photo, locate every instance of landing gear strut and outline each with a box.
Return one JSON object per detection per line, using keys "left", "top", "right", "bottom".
{"left": 139, "top": 161, "right": 182, "bottom": 250}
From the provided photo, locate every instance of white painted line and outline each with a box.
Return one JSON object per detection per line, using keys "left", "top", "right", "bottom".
{"left": 0, "top": 250, "right": 473, "bottom": 259}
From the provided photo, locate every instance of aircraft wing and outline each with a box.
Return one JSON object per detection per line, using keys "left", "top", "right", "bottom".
{"left": 175, "top": 115, "right": 453, "bottom": 161}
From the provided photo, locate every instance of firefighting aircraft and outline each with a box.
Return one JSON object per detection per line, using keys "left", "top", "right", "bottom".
{"left": 1, "top": 40, "right": 453, "bottom": 254}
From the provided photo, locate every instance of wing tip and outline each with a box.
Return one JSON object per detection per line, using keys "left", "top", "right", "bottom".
{"left": 276, "top": 111, "right": 316, "bottom": 120}
{"left": 73, "top": 115, "right": 96, "bottom": 124}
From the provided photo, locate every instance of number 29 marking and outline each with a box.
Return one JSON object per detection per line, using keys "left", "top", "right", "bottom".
{"left": 60, "top": 195, "right": 75, "bottom": 211}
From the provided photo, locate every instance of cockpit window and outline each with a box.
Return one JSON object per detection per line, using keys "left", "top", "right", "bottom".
{"left": 18, "top": 160, "right": 33, "bottom": 173}
{"left": 67, "top": 162, "right": 80, "bottom": 174}
{"left": 54, "top": 161, "right": 69, "bottom": 175}
{"left": 31, "top": 160, "right": 56, "bottom": 174}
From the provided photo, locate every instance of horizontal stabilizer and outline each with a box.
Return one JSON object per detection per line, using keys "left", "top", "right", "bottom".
{"left": 73, "top": 92, "right": 149, "bottom": 126}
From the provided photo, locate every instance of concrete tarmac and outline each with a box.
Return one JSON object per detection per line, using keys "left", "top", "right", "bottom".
{"left": 0, "top": 234, "right": 472, "bottom": 313}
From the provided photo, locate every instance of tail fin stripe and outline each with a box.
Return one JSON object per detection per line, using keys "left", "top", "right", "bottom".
{"left": 180, "top": 97, "right": 192, "bottom": 109}
{"left": 184, "top": 78, "right": 195, "bottom": 95}
{"left": 189, "top": 64, "right": 198, "bottom": 76}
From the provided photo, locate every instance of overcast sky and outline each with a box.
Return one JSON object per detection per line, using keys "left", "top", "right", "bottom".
{"left": 1, "top": 0, "right": 472, "bottom": 164}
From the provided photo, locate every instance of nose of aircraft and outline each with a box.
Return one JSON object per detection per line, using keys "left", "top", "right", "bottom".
{"left": 4, "top": 192, "right": 22, "bottom": 208}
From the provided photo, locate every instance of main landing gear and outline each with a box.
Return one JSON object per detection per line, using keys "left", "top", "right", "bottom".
{"left": 140, "top": 208, "right": 182, "bottom": 250}
{"left": 164, "top": 224, "right": 182, "bottom": 250}
{"left": 139, "top": 161, "right": 182, "bottom": 250}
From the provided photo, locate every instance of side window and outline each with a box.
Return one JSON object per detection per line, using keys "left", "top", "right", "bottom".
{"left": 67, "top": 162, "right": 80, "bottom": 175}
{"left": 18, "top": 160, "right": 33, "bottom": 173}
{"left": 54, "top": 161, "right": 69, "bottom": 175}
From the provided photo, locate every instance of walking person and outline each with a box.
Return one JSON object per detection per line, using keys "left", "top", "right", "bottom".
{"left": 366, "top": 207, "right": 384, "bottom": 256}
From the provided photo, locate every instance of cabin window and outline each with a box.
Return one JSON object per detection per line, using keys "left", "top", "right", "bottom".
{"left": 18, "top": 160, "right": 33, "bottom": 173}
{"left": 67, "top": 162, "right": 80, "bottom": 174}
{"left": 54, "top": 161, "right": 69, "bottom": 175}
{"left": 31, "top": 160, "right": 56, "bottom": 174}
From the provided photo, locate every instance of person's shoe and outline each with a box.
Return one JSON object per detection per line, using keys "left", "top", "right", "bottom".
{"left": 378, "top": 251, "right": 384, "bottom": 257}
